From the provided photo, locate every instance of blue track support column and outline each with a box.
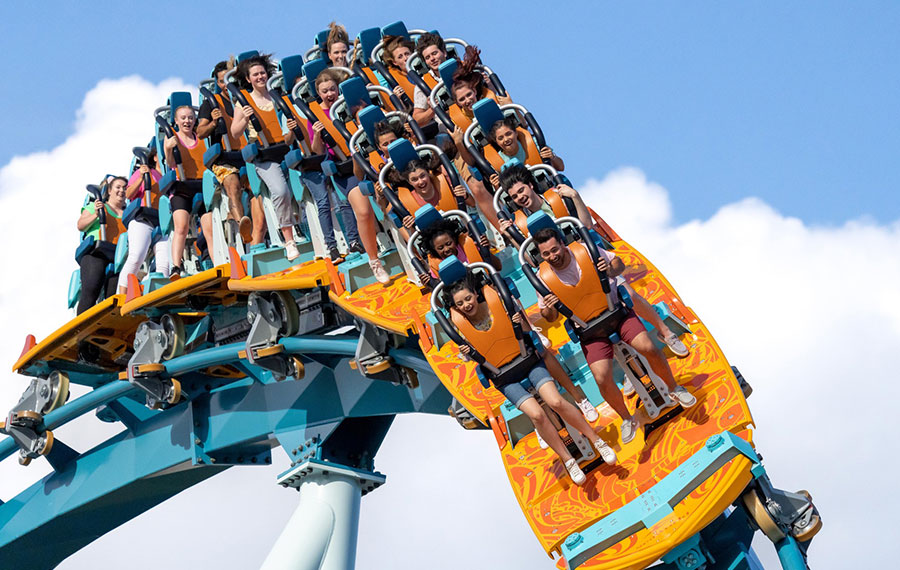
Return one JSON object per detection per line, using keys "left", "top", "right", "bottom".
{"left": 775, "top": 536, "right": 808, "bottom": 570}
{"left": 261, "top": 460, "right": 385, "bottom": 570}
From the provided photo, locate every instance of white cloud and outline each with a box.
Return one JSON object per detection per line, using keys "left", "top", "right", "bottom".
{"left": 2, "top": 80, "right": 898, "bottom": 569}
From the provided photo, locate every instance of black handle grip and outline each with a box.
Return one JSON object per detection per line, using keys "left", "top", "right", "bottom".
{"left": 435, "top": 150, "right": 465, "bottom": 210}
{"left": 227, "top": 84, "right": 266, "bottom": 144}
{"left": 434, "top": 106, "right": 455, "bottom": 131}
{"left": 523, "top": 112, "right": 548, "bottom": 161}
{"left": 290, "top": 96, "right": 340, "bottom": 150}
{"left": 270, "top": 92, "right": 307, "bottom": 145}
{"left": 86, "top": 185, "right": 106, "bottom": 225}
{"left": 352, "top": 152, "right": 379, "bottom": 181}
{"left": 382, "top": 186, "right": 410, "bottom": 220}
{"left": 489, "top": 73, "right": 507, "bottom": 97}
{"left": 198, "top": 86, "right": 227, "bottom": 139}
{"left": 466, "top": 220, "right": 491, "bottom": 262}
{"left": 498, "top": 211, "right": 525, "bottom": 246}
{"left": 434, "top": 310, "right": 487, "bottom": 366}
{"left": 155, "top": 115, "right": 182, "bottom": 166}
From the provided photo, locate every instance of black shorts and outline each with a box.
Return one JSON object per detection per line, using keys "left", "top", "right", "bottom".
{"left": 170, "top": 180, "right": 204, "bottom": 213}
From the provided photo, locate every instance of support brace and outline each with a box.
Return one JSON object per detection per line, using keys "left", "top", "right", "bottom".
{"left": 352, "top": 322, "right": 416, "bottom": 387}
{"left": 127, "top": 320, "right": 182, "bottom": 409}
{"left": 0, "top": 371, "right": 68, "bottom": 465}
{"left": 243, "top": 291, "right": 304, "bottom": 381}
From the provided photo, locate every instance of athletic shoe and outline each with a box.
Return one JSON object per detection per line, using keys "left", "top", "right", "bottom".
{"left": 285, "top": 241, "right": 300, "bottom": 262}
{"left": 594, "top": 440, "right": 617, "bottom": 465}
{"left": 369, "top": 259, "right": 391, "bottom": 284}
{"left": 564, "top": 458, "right": 586, "bottom": 486}
{"left": 623, "top": 377, "right": 635, "bottom": 396}
{"left": 670, "top": 385, "right": 697, "bottom": 408}
{"left": 348, "top": 241, "right": 365, "bottom": 254}
{"left": 659, "top": 331, "right": 690, "bottom": 357}
{"left": 238, "top": 216, "right": 253, "bottom": 243}
{"left": 577, "top": 398, "right": 599, "bottom": 422}
{"left": 329, "top": 247, "right": 343, "bottom": 263}
{"left": 535, "top": 430, "right": 549, "bottom": 449}
{"left": 621, "top": 417, "right": 638, "bottom": 444}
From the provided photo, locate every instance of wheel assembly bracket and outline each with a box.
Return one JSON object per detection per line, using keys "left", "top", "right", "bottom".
{"left": 243, "top": 292, "right": 304, "bottom": 381}
{"left": 127, "top": 319, "right": 183, "bottom": 409}
{"left": 1, "top": 371, "right": 69, "bottom": 465}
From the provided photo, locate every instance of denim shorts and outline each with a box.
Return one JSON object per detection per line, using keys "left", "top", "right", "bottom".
{"left": 497, "top": 363, "right": 555, "bottom": 408}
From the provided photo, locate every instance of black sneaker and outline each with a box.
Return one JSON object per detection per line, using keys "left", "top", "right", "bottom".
{"left": 329, "top": 247, "right": 343, "bottom": 263}
{"left": 348, "top": 241, "right": 365, "bottom": 255}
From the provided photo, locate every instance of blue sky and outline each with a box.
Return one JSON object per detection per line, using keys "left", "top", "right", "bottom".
{"left": 1, "top": 1, "right": 897, "bottom": 225}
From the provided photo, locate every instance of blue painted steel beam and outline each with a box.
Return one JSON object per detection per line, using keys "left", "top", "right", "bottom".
{"left": 0, "top": 350, "right": 449, "bottom": 568}
{"left": 0, "top": 337, "right": 421, "bottom": 462}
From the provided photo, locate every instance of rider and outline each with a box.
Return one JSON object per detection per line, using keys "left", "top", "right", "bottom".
{"left": 499, "top": 164, "right": 690, "bottom": 356}
{"left": 487, "top": 115, "right": 564, "bottom": 188}
{"left": 76, "top": 177, "right": 127, "bottom": 314}
{"left": 411, "top": 32, "right": 449, "bottom": 127}
{"left": 196, "top": 59, "right": 259, "bottom": 244}
{"left": 117, "top": 150, "right": 170, "bottom": 294}
{"left": 534, "top": 227, "right": 696, "bottom": 444}
{"left": 304, "top": 68, "right": 364, "bottom": 263}
{"left": 448, "top": 274, "right": 617, "bottom": 484}
{"left": 380, "top": 35, "right": 416, "bottom": 102}
{"left": 230, "top": 53, "right": 300, "bottom": 261}
{"left": 163, "top": 105, "right": 214, "bottom": 275}
{"left": 325, "top": 22, "right": 351, "bottom": 68}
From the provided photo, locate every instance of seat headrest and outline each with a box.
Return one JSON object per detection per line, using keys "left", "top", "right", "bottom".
{"left": 500, "top": 158, "right": 523, "bottom": 172}
{"left": 387, "top": 139, "right": 418, "bottom": 173}
{"left": 526, "top": 211, "right": 557, "bottom": 237}
{"left": 357, "top": 28, "right": 381, "bottom": 64}
{"left": 339, "top": 77, "right": 369, "bottom": 110}
{"left": 236, "top": 50, "right": 260, "bottom": 63}
{"left": 414, "top": 204, "right": 442, "bottom": 231}
{"left": 315, "top": 29, "right": 329, "bottom": 48}
{"left": 473, "top": 98, "right": 503, "bottom": 130}
{"left": 358, "top": 105, "right": 386, "bottom": 145}
{"left": 381, "top": 21, "right": 410, "bottom": 40}
{"left": 302, "top": 59, "right": 328, "bottom": 83}
{"left": 280, "top": 55, "right": 305, "bottom": 90}
{"left": 438, "top": 59, "right": 459, "bottom": 89}
{"left": 437, "top": 255, "right": 467, "bottom": 286}
{"left": 168, "top": 92, "right": 193, "bottom": 124}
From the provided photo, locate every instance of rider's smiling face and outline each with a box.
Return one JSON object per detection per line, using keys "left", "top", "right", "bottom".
{"left": 452, "top": 288, "right": 479, "bottom": 317}
{"left": 537, "top": 236, "right": 569, "bottom": 268}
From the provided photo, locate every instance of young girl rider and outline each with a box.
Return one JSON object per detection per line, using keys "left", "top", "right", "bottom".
{"left": 392, "top": 154, "right": 472, "bottom": 236}
{"left": 301, "top": 68, "right": 364, "bottom": 264}
{"left": 486, "top": 116, "right": 564, "bottom": 189}
{"left": 230, "top": 53, "right": 300, "bottom": 261}
{"left": 163, "top": 105, "right": 214, "bottom": 274}
{"left": 448, "top": 275, "right": 617, "bottom": 485}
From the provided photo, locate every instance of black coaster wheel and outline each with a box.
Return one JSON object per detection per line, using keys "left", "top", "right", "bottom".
{"left": 161, "top": 314, "right": 185, "bottom": 360}
{"left": 273, "top": 291, "right": 300, "bottom": 337}
{"left": 43, "top": 371, "right": 70, "bottom": 414}
{"left": 742, "top": 490, "right": 786, "bottom": 542}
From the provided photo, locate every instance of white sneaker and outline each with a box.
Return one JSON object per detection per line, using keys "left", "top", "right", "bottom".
{"left": 594, "top": 440, "right": 617, "bottom": 465}
{"left": 577, "top": 398, "right": 599, "bottom": 422}
{"left": 659, "top": 331, "right": 689, "bottom": 357}
{"left": 623, "top": 377, "right": 635, "bottom": 396}
{"left": 284, "top": 241, "right": 300, "bottom": 261}
{"left": 369, "top": 259, "right": 391, "bottom": 284}
{"left": 670, "top": 385, "right": 697, "bottom": 408}
{"left": 535, "top": 430, "right": 549, "bottom": 449}
{"left": 621, "top": 417, "right": 639, "bottom": 444}
{"left": 564, "top": 458, "right": 586, "bottom": 486}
